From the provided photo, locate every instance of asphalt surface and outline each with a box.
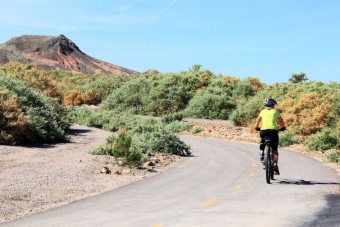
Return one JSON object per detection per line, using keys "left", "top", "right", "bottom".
{"left": 2, "top": 136, "right": 340, "bottom": 227}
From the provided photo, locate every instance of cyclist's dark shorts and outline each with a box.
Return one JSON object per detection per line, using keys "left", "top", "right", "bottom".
{"left": 260, "top": 130, "right": 279, "bottom": 150}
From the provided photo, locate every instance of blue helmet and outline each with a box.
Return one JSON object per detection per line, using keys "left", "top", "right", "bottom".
{"left": 263, "top": 98, "right": 277, "bottom": 107}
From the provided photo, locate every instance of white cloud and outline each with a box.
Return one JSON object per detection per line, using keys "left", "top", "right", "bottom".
{"left": 149, "top": 0, "right": 177, "bottom": 23}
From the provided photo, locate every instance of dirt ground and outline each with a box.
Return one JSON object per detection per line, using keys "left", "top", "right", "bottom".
{"left": 0, "top": 124, "right": 181, "bottom": 223}
{"left": 0, "top": 119, "right": 338, "bottom": 223}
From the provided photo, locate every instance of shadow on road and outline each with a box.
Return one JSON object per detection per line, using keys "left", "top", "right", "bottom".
{"left": 21, "top": 143, "right": 57, "bottom": 149}
{"left": 18, "top": 128, "right": 92, "bottom": 149}
{"left": 276, "top": 179, "right": 340, "bottom": 185}
{"left": 68, "top": 128, "right": 92, "bottom": 135}
{"left": 301, "top": 194, "right": 340, "bottom": 226}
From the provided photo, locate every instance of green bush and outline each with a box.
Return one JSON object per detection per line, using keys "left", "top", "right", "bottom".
{"left": 305, "top": 128, "right": 339, "bottom": 151}
{"left": 88, "top": 109, "right": 191, "bottom": 166}
{"left": 68, "top": 107, "right": 138, "bottom": 132}
{"left": 184, "top": 87, "right": 235, "bottom": 119}
{"left": 0, "top": 73, "right": 69, "bottom": 144}
{"left": 164, "top": 120, "right": 189, "bottom": 133}
{"left": 67, "top": 106, "right": 94, "bottom": 126}
{"left": 142, "top": 73, "right": 199, "bottom": 116}
{"left": 103, "top": 77, "right": 149, "bottom": 114}
{"left": 324, "top": 149, "right": 340, "bottom": 163}
{"left": 279, "top": 131, "right": 299, "bottom": 147}
{"left": 102, "top": 72, "right": 202, "bottom": 116}
{"left": 229, "top": 97, "right": 262, "bottom": 126}
{"left": 161, "top": 112, "right": 184, "bottom": 124}
{"left": 232, "top": 79, "right": 255, "bottom": 98}
{"left": 192, "top": 127, "right": 203, "bottom": 134}
{"left": 149, "top": 129, "right": 191, "bottom": 156}
{"left": 92, "top": 128, "right": 146, "bottom": 166}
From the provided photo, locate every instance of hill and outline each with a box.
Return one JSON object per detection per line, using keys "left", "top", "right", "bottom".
{"left": 0, "top": 35, "right": 137, "bottom": 75}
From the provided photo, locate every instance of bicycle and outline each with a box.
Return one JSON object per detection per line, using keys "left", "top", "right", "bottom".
{"left": 263, "top": 136, "right": 275, "bottom": 184}
{"left": 256, "top": 127, "right": 286, "bottom": 184}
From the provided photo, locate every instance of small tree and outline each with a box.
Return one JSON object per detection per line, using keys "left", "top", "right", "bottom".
{"left": 289, "top": 73, "right": 308, "bottom": 83}
{"left": 191, "top": 64, "right": 202, "bottom": 72}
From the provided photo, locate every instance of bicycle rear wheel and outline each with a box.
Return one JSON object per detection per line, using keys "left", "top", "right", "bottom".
{"left": 264, "top": 145, "right": 271, "bottom": 184}
{"left": 270, "top": 161, "right": 275, "bottom": 180}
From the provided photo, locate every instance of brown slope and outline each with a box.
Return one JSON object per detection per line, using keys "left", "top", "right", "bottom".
{"left": 0, "top": 35, "right": 137, "bottom": 75}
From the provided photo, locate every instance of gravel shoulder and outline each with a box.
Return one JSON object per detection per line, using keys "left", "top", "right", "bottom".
{"left": 0, "top": 124, "right": 181, "bottom": 223}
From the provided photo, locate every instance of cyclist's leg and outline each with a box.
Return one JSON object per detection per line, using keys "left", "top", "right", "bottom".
{"left": 273, "top": 149, "right": 279, "bottom": 163}
{"left": 259, "top": 130, "right": 265, "bottom": 150}
{"left": 271, "top": 131, "right": 280, "bottom": 175}
{"left": 259, "top": 130, "right": 266, "bottom": 161}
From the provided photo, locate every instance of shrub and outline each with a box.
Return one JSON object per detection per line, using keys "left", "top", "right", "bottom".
{"left": 67, "top": 107, "right": 98, "bottom": 127}
{"left": 103, "top": 77, "right": 149, "bottom": 114}
{"left": 161, "top": 112, "right": 184, "bottom": 124}
{"left": 305, "top": 128, "right": 339, "bottom": 151}
{"left": 0, "top": 73, "right": 69, "bottom": 144}
{"left": 324, "top": 149, "right": 340, "bottom": 163}
{"left": 229, "top": 97, "right": 262, "bottom": 126}
{"left": 164, "top": 121, "right": 189, "bottom": 133}
{"left": 92, "top": 121, "right": 191, "bottom": 166}
{"left": 149, "top": 129, "right": 191, "bottom": 156}
{"left": 143, "top": 73, "right": 199, "bottom": 115}
{"left": 68, "top": 107, "right": 138, "bottom": 132}
{"left": 279, "top": 92, "right": 333, "bottom": 135}
{"left": 0, "top": 62, "right": 62, "bottom": 100}
{"left": 232, "top": 78, "right": 256, "bottom": 98}
{"left": 81, "top": 74, "right": 130, "bottom": 102}
{"left": 92, "top": 128, "right": 146, "bottom": 166}
{"left": 279, "top": 131, "right": 299, "bottom": 147}
{"left": 64, "top": 88, "right": 99, "bottom": 106}
{"left": 192, "top": 127, "right": 203, "bottom": 134}
{"left": 184, "top": 87, "right": 235, "bottom": 119}
{"left": 0, "top": 90, "right": 28, "bottom": 144}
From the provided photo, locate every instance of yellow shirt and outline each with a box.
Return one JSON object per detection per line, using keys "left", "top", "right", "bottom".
{"left": 259, "top": 108, "right": 280, "bottom": 130}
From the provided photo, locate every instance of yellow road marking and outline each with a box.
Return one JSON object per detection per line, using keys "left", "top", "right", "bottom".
{"left": 201, "top": 199, "right": 216, "bottom": 207}
{"left": 241, "top": 152, "right": 246, "bottom": 156}
{"left": 234, "top": 184, "right": 243, "bottom": 189}
{"left": 247, "top": 156, "right": 253, "bottom": 160}
{"left": 152, "top": 224, "right": 162, "bottom": 227}
{"left": 252, "top": 163, "right": 257, "bottom": 168}
{"left": 249, "top": 173, "right": 256, "bottom": 177}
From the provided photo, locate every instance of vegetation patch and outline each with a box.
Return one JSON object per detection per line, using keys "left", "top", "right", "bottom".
{"left": 0, "top": 72, "right": 70, "bottom": 144}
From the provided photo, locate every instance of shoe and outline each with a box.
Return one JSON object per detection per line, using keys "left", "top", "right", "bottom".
{"left": 274, "top": 164, "right": 280, "bottom": 175}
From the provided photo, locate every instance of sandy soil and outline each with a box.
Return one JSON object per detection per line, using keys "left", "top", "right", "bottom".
{"left": 0, "top": 124, "right": 181, "bottom": 223}
{"left": 0, "top": 119, "right": 338, "bottom": 223}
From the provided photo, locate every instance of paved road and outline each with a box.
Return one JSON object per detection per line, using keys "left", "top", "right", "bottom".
{"left": 3, "top": 136, "right": 340, "bottom": 227}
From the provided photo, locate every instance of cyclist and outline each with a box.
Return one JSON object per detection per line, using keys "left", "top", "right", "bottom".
{"left": 255, "top": 98, "right": 286, "bottom": 175}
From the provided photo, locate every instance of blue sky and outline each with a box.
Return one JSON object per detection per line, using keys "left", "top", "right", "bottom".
{"left": 1, "top": 0, "right": 339, "bottom": 84}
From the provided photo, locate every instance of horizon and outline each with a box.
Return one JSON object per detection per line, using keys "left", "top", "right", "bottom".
{"left": 1, "top": 0, "right": 339, "bottom": 84}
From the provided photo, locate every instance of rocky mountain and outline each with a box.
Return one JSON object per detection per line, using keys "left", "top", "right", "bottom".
{"left": 0, "top": 35, "right": 137, "bottom": 75}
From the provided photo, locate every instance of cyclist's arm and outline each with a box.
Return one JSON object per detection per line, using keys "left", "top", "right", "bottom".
{"left": 277, "top": 116, "right": 285, "bottom": 128}
{"left": 255, "top": 116, "right": 262, "bottom": 129}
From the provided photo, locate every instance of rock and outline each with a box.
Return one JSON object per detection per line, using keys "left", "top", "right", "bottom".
{"left": 100, "top": 167, "right": 111, "bottom": 174}
{"left": 114, "top": 170, "right": 122, "bottom": 175}
{"left": 122, "top": 169, "right": 131, "bottom": 175}
{"left": 147, "top": 169, "right": 157, "bottom": 173}
{"left": 147, "top": 161, "right": 155, "bottom": 167}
